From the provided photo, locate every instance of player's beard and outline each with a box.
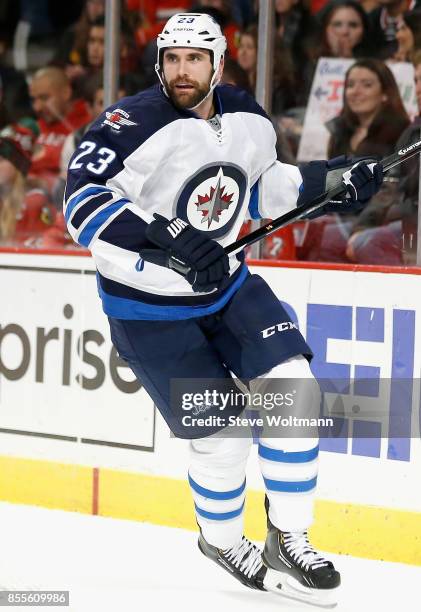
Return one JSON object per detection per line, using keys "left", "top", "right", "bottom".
{"left": 165, "top": 75, "right": 212, "bottom": 110}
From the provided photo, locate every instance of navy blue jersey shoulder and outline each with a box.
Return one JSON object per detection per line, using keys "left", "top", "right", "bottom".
{"left": 88, "top": 84, "right": 188, "bottom": 157}
{"left": 215, "top": 84, "right": 270, "bottom": 121}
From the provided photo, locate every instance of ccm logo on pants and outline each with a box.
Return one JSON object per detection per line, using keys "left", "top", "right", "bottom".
{"left": 261, "top": 322, "right": 298, "bottom": 339}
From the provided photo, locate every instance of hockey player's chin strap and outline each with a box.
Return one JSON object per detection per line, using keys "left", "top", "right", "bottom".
{"left": 187, "top": 70, "right": 221, "bottom": 111}
{"left": 156, "top": 65, "right": 221, "bottom": 111}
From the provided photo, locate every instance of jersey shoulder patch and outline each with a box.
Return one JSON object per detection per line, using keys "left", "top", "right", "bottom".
{"left": 91, "top": 85, "right": 184, "bottom": 153}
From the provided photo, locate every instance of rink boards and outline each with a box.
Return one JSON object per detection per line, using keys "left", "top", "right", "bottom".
{"left": 0, "top": 251, "right": 420, "bottom": 565}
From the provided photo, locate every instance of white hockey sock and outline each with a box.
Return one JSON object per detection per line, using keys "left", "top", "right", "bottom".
{"left": 189, "top": 434, "right": 252, "bottom": 549}
{"left": 255, "top": 356, "right": 321, "bottom": 532}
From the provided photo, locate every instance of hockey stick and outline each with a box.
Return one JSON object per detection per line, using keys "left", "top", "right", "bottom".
{"left": 225, "top": 139, "right": 421, "bottom": 256}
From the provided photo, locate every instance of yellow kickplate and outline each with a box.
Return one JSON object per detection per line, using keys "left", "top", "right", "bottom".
{"left": 1, "top": 455, "right": 420, "bottom": 566}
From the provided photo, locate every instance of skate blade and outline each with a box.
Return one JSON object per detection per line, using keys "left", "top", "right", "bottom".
{"left": 263, "top": 567, "right": 339, "bottom": 609}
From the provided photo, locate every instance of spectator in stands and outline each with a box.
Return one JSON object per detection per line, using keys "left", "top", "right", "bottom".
{"left": 69, "top": 16, "right": 144, "bottom": 98}
{"left": 275, "top": 0, "right": 314, "bottom": 72}
{"left": 236, "top": 26, "right": 257, "bottom": 88}
{"left": 0, "top": 120, "right": 55, "bottom": 247}
{"left": 0, "top": 28, "right": 33, "bottom": 124}
{"left": 52, "top": 0, "right": 105, "bottom": 69}
{"left": 345, "top": 179, "right": 403, "bottom": 264}
{"left": 344, "top": 45, "right": 421, "bottom": 265}
{"left": 389, "top": 49, "right": 421, "bottom": 263}
{"left": 300, "top": 0, "right": 373, "bottom": 105}
{"left": 221, "top": 58, "right": 252, "bottom": 93}
{"left": 327, "top": 58, "right": 410, "bottom": 158}
{"left": 275, "top": 0, "right": 312, "bottom": 105}
{"left": 29, "top": 67, "right": 92, "bottom": 194}
{"left": 237, "top": 25, "right": 297, "bottom": 114}
{"left": 67, "top": 15, "right": 106, "bottom": 94}
{"left": 313, "top": 0, "right": 373, "bottom": 58}
{"left": 299, "top": 59, "right": 409, "bottom": 264}
{"left": 368, "top": 0, "right": 412, "bottom": 60}
{"left": 391, "top": 10, "right": 421, "bottom": 61}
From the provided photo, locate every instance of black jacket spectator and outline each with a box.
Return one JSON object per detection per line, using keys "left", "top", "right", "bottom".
{"left": 327, "top": 58, "right": 410, "bottom": 158}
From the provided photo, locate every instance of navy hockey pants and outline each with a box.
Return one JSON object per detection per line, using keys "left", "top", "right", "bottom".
{"left": 108, "top": 274, "right": 312, "bottom": 438}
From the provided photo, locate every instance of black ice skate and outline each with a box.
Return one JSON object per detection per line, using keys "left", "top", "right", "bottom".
{"left": 262, "top": 517, "right": 341, "bottom": 608}
{"left": 198, "top": 533, "right": 267, "bottom": 591}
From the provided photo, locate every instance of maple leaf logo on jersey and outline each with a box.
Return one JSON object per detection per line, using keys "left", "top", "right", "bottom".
{"left": 103, "top": 108, "right": 137, "bottom": 131}
{"left": 195, "top": 170, "right": 234, "bottom": 228}
{"left": 176, "top": 163, "right": 247, "bottom": 239}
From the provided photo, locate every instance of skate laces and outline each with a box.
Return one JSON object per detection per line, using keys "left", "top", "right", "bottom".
{"left": 222, "top": 536, "right": 263, "bottom": 579}
{"left": 283, "top": 531, "right": 329, "bottom": 571}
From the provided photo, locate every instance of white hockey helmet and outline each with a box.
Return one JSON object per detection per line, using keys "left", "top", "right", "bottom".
{"left": 155, "top": 13, "right": 227, "bottom": 108}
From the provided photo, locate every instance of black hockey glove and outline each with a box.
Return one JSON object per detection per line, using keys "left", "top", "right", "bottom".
{"left": 139, "top": 214, "right": 230, "bottom": 293}
{"left": 297, "top": 156, "right": 383, "bottom": 218}
{"left": 342, "top": 160, "right": 383, "bottom": 202}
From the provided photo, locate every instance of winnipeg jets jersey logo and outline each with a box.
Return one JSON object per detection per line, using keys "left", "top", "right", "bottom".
{"left": 175, "top": 163, "right": 247, "bottom": 239}
{"left": 103, "top": 108, "right": 138, "bottom": 131}
{"left": 195, "top": 168, "right": 234, "bottom": 229}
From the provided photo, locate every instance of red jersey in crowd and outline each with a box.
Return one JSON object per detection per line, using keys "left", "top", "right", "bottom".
{"left": 30, "top": 99, "right": 91, "bottom": 189}
{"left": 41, "top": 212, "right": 82, "bottom": 250}
{"left": 13, "top": 188, "right": 56, "bottom": 247}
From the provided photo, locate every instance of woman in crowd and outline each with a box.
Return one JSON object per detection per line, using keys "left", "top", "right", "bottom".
{"left": 300, "top": 58, "right": 409, "bottom": 264}
{"left": 327, "top": 58, "right": 410, "bottom": 158}
{"left": 52, "top": 0, "right": 105, "bottom": 70}
{"left": 391, "top": 11, "right": 421, "bottom": 62}
{"left": 350, "top": 49, "right": 421, "bottom": 265}
{"left": 237, "top": 25, "right": 297, "bottom": 114}
{"left": 313, "top": 0, "right": 372, "bottom": 59}
{"left": 0, "top": 121, "right": 55, "bottom": 247}
{"left": 298, "top": 0, "right": 373, "bottom": 106}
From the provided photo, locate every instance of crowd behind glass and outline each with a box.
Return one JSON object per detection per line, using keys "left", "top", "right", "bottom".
{"left": 0, "top": 0, "right": 419, "bottom": 265}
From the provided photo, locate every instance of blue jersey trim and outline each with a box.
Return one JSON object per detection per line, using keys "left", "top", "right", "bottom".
{"left": 194, "top": 502, "right": 244, "bottom": 521}
{"left": 71, "top": 192, "right": 115, "bottom": 230}
{"left": 248, "top": 182, "right": 261, "bottom": 220}
{"left": 188, "top": 474, "right": 245, "bottom": 500}
{"left": 65, "top": 186, "right": 112, "bottom": 223}
{"left": 98, "top": 208, "right": 149, "bottom": 252}
{"left": 98, "top": 264, "right": 249, "bottom": 320}
{"left": 263, "top": 476, "right": 317, "bottom": 493}
{"left": 258, "top": 444, "right": 319, "bottom": 463}
{"left": 78, "top": 198, "right": 129, "bottom": 247}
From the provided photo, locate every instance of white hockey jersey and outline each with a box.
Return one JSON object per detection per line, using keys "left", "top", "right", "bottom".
{"left": 64, "top": 84, "right": 302, "bottom": 320}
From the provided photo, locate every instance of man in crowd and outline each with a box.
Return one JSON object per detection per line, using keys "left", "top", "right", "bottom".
{"left": 29, "top": 66, "right": 91, "bottom": 193}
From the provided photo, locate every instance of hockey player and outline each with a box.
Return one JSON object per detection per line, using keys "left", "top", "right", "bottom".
{"left": 64, "top": 13, "right": 383, "bottom": 607}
